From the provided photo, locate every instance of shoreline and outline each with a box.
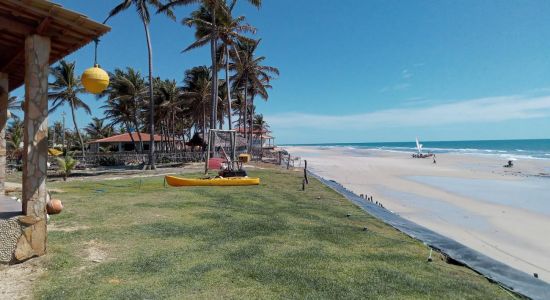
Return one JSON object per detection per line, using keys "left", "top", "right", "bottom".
{"left": 284, "top": 145, "right": 550, "bottom": 284}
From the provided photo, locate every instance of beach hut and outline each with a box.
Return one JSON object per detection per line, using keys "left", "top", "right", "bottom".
{"left": 0, "top": 0, "right": 109, "bottom": 263}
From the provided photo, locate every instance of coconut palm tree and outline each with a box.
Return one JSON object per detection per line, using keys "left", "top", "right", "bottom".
{"left": 181, "top": 66, "right": 214, "bottom": 140}
{"left": 49, "top": 60, "right": 91, "bottom": 160}
{"left": 102, "top": 98, "right": 140, "bottom": 152}
{"left": 104, "top": 68, "right": 147, "bottom": 151}
{"left": 85, "top": 117, "right": 114, "bottom": 140}
{"left": 253, "top": 113, "right": 269, "bottom": 131}
{"left": 230, "top": 39, "right": 278, "bottom": 149}
{"left": 7, "top": 96, "right": 22, "bottom": 119}
{"left": 6, "top": 118, "right": 23, "bottom": 152}
{"left": 105, "top": 0, "right": 175, "bottom": 169}
{"left": 56, "top": 156, "right": 78, "bottom": 181}
{"left": 160, "top": 0, "right": 261, "bottom": 132}
{"left": 182, "top": 3, "right": 255, "bottom": 130}
{"left": 153, "top": 78, "right": 183, "bottom": 152}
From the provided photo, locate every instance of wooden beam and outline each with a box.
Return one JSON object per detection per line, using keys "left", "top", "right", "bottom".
{"left": 0, "top": 15, "right": 34, "bottom": 36}
{"left": 0, "top": 50, "right": 23, "bottom": 73}
{"left": 35, "top": 17, "right": 51, "bottom": 35}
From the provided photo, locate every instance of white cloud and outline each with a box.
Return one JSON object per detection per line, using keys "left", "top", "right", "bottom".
{"left": 402, "top": 69, "right": 413, "bottom": 79}
{"left": 380, "top": 83, "right": 411, "bottom": 93}
{"left": 267, "top": 94, "right": 550, "bottom": 130}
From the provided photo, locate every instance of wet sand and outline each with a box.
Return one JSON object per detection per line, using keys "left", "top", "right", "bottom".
{"left": 285, "top": 146, "right": 550, "bottom": 283}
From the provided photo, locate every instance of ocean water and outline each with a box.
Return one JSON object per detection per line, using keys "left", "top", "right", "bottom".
{"left": 287, "top": 139, "right": 550, "bottom": 160}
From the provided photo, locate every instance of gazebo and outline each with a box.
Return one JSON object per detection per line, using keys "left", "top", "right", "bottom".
{"left": 0, "top": 0, "right": 109, "bottom": 263}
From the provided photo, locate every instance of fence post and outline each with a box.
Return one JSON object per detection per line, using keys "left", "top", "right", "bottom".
{"left": 278, "top": 151, "right": 282, "bottom": 165}
{"left": 304, "top": 160, "right": 309, "bottom": 184}
{"left": 287, "top": 154, "right": 291, "bottom": 169}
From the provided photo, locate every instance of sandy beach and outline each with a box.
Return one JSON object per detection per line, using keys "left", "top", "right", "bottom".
{"left": 285, "top": 146, "right": 550, "bottom": 283}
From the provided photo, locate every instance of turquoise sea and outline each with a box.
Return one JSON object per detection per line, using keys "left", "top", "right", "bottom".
{"left": 287, "top": 139, "right": 550, "bottom": 160}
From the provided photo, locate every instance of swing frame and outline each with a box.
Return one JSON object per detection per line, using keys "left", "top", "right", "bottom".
{"left": 204, "top": 129, "right": 237, "bottom": 174}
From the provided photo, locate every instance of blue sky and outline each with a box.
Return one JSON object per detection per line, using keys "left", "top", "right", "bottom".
{"left": 11, "top": 0, "right": 550, "bottom": 144}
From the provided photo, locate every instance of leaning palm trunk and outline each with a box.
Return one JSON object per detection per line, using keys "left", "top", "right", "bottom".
{"left": 225, "top": 45, "right": 232, "bottom": 130}
{"left": 143, "top": 20, "right": 156, "bottom": 169}
{"left": 125, "top": 122, "right": 139, "bottom": 153}
{"left": 70, "top": 100, "right": 86, "bottom": 162}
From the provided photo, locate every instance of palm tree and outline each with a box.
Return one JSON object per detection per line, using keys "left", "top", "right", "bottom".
{"left": 56, "top": 156, "right": 78, "bottom": 181}
{"left": 253, "top": 113, "right": 269, "bottom": 131}
{"left": 6, "top": 118, "right": 24, "bottom": 153}
{"left": 102, "top": 98, "right": 140, "bottom": 152}
{"left": 85, "top": 117, "right": 114, "bottom": 140}
{"left": 230, "top": 39, "right": 278, "bottom": 149}
{"left": 155, "top": 79, "right": 185, "bottom": 152}
{"left": 182, "top": 3, "right": 255, "bottom": 130}
{"left": 181, "top": 66, "right": 214, "bottom": 140}
{"left": 105, "top": 0, "right": 175, "bottom": 169}
{"left": 7, "top": 96, "right": 22, "bottom": 119}
{"left": 49, "top": 60, "right": 91, "bottom": 160}
{"left": 160, "top": 0, "right": 261, "bottom": 132}
{"left": 104, "top": 68, "right": 147, "bottom": 151}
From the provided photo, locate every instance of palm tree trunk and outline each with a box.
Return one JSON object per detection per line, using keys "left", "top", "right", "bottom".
{"left": 133, "top": 115, "right": 143, "bottom": 152}
{"left": 243, "top": 77, "right": 248, "bottom": 141}
{"left": 238, "top": 96, "right": 242, "bottom": 129}
{"left": 210, "top": 7, "right": 218, "bottom": 131}
{"left": 125, "top": 122, "right": 138, "bottom": 153}
{"left": 248, "top": 95, "right": 255, "bottom": 153}
{"left": 143, "top": 20, "right": 156, "bottom": 169}
{"left": 202, "top": 103, "right": 206, "bottom": 142}
{"left": 70, "top": 100, "right": 86, "bottom": 161}
{"left": 225, "top": 45, "right": 232, "bottom": 130}
{"left": 172, "top": 112, "right": 176, "bottom": 153}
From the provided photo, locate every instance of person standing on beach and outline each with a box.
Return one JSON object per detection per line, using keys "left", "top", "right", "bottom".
{"left": 433, "top": 154, "right": 437, "bottom": 164}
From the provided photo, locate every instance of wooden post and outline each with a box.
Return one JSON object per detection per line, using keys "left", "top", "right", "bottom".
{"left": 304, "top": 160, "right": 309, "bottom": 184}
{"left": 278, "top": 151, "right": 282, "bottom": 165}
{"left": 286, "top": 154, "right": 291, "bottom": 169}
{"left": 204, "top": 130, "right": 210, "bottom": 174}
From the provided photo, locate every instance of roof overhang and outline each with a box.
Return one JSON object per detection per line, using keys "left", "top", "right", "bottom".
{"left": 0, "top": 0, "right": 110, "bottom": 92}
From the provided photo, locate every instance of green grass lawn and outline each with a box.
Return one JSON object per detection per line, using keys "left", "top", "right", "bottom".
{"left": 36, "top": 168, "right": 509, "bottom": 299}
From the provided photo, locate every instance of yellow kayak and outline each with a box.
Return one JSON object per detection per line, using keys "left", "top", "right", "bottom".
{"left": 165, "top": 175, "right": 260, "bottom": 187}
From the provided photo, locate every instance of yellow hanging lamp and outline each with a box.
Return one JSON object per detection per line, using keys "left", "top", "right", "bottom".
{"left": 81, "top": 39, "right": 109, "bottom": 94}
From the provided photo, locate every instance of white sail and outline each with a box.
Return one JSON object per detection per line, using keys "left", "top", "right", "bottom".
{"left": 416, "top": 137, "right": 423, "bottom": 154}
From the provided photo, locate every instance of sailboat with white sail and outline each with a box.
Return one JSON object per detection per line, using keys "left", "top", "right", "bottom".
{"left": 412, "top": 137, "right": 433, "bottom": 158}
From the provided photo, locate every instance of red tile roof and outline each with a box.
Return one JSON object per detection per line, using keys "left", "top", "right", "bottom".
{"left": 88, "top": 133, "right": 164, "bottom": 144}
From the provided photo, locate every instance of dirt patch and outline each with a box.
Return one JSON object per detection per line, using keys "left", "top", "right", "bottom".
{"left": 0, "top": 258, "right": 45, "bottom": 300}
{"left": 83, "top": 240, "right": 108, "bottom": 263}
{"left": 48, "top": 223, "right": 89, "bottom": 233}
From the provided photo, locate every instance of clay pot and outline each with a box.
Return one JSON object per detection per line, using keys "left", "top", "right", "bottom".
{"left": 47, "top": 199, "right": 63, "bottom": 215}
